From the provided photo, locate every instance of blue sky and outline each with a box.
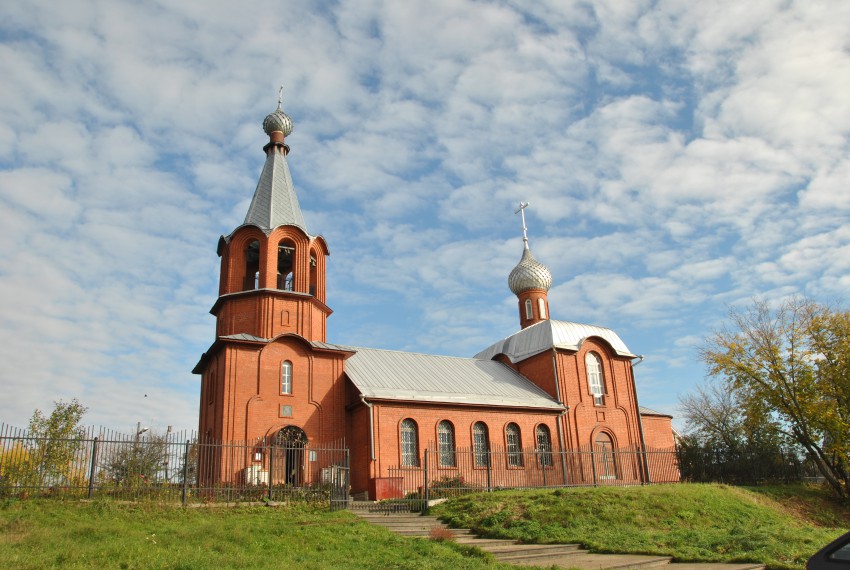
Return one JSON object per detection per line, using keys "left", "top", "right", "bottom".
{"left": 1, "top": 0, "right": 848, "bottom": 433}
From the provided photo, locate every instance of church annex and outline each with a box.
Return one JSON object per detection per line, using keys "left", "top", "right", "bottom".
{"left": 193, "top": 99, "right": 677, "bottom": 499}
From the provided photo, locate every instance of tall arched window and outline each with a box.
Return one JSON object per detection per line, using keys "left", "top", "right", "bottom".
{"left": 400, "top": 419, "right": 419, "bottom": 467}
{"left": 536, "top": 424, "right": 553, "bottom": 467}
{"left": 585, "top": 352, "right": 605, "bottom": 406}
{"left": 472, "top": 422, "right": 490, "bottom": 467}
{"left": 538, "top": 298, "right": 546, "bottom": 319}
{"left": 506, "top": 423, "right": 523, "bottom": 467}
{"left": 524, "top": 299, "right": 533, "bottom": 319}
{"left": 281, "top": 361, "right": 292, "bottom": 394}
{"left": 437, "top": 420, "right": 456, "bottom": 467}
{"left": 595, "top": 432, "right": 617, "bottom": 480}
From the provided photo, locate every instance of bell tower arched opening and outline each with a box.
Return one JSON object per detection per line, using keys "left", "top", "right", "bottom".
{"left": 277, "top": 240, "right": 295, "bottom": 291}
{"left": 244, "top": 240, "right": 260, "bottom": 290}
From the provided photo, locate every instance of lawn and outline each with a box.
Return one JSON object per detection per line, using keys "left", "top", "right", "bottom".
{"left": 2, "top": 484, "right": 847, "bottom": 570}
{"left": 0, "top": 500, "right": 509, "bottom": 570}
{"left": 431, "top": 483, "right": 850, "bottom": 570}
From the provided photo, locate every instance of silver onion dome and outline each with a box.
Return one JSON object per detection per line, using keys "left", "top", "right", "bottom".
{"left": 508, "top": 247, "right": 553, "bottom": 295}
{"left": 263, "top": 107, "right": 293, "bottom": 137}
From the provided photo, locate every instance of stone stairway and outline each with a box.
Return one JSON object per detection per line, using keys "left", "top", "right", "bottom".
{"left": 351, "top": 508, "right": 766, "bottom": 570}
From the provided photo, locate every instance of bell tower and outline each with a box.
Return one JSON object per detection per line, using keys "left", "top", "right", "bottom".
{"left": 211, "top": 94, "right": 331, "bottom": 342}
{"left": 508, "top": 202, "right": 552, "bottom": 329}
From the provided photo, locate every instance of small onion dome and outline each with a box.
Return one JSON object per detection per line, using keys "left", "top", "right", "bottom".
{"left": 263, "top": 106, "right": 293, "bottom": 137}
{"left": 508, "top": 247, "right": 553, "bottom": 295}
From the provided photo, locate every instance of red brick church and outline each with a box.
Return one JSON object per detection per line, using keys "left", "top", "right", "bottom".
{"left": 194, "top": 99, "right": 677, "bottom": 499}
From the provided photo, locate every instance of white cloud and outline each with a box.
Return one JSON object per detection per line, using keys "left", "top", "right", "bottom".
{"left": 1, "top": 0, "right": 849, "bottom": 430}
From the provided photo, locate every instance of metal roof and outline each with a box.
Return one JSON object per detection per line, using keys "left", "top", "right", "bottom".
{"left": 340, "top": 346, "right": 564, "bottom": 410}
{"left": 242, "top": 145, "right": 307, "bottom": 233}
{"left": 639, "top": 406, "right": 671, "bottom": 417}
{"left": 474, "top": 319, "right": 637, "bottom": 363}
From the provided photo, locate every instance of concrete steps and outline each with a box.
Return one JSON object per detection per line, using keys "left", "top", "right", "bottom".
{"left": 351, "top": 509, "right": 766, "bottom": 570}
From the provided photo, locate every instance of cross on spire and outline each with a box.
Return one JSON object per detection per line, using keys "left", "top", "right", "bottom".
{"left": 515, "top": 201, "right": 530, "bottom": 249}
{"left": 277, "top": 85, "right": 284, "bottom": 111}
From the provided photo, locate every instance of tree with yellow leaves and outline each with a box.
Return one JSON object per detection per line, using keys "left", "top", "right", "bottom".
{"left": 701, "top": 297, "right": 849, "bottom": 500}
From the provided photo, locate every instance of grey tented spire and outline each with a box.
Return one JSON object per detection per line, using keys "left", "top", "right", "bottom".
{"left": 242, "top": 95, "right": 307, "bottom": 233}
{"left": 243, "top": 148, "right": 307, "bottom": 232}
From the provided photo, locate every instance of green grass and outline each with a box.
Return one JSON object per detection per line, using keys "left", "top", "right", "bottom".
{"left": 0, "top": 500, "right": 512, "bottom": 570}
{"left": 431, "top": 483, "right": 850, "bottom": 570}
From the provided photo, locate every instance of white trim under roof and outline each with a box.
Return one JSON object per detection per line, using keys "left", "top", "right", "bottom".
{"left": 474, "top": 320, "right": 637, "bottom": 363}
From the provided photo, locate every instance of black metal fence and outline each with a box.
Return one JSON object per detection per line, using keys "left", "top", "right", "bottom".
{"left": 0, "top": 424, "right": 349, "bottom": 509}
{"left": 675, "top": 443, "right": 823, "bottom": 485}
{"left": 385, "top": 444, "right": 681, "bottom": 508}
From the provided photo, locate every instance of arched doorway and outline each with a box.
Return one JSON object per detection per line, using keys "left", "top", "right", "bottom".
{"left": 594, "top": 432, "right": 618, "bottom": 481}
{"left": 271, "top": 426, "right": 307, "bottom": 486}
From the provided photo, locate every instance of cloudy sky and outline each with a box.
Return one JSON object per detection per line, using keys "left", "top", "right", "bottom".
{"left": 1, "top": 0, "right": 848, "bottom": 433}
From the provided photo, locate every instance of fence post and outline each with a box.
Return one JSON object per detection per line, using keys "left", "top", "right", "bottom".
{"left": 541, "top": 453, "right": 548, "bottom": 487}
{"left": 486, "top": 451, "right": 492, "bottom": 492}
{"left": 422, "top": 449, "right": 429, "bottom": 512}
{"left": 590, "top": 447, "right": 598, "bottom": 487}
{"left": 267, "top": 444, "right": 274, "bottom": 502}
{"left": 181, "top": 440, "right": 190, "bottom": 506}
{"left": 87, "top": 437, "right": 99, "bottom": 498}
{"left": 560, "top": 449, "right": 568, "bottom": 486}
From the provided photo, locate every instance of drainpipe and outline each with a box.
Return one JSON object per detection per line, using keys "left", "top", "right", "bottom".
{"left": 630, "top": 355, "right": 651, "bottom": 483}
{"left": 360, "top": 395, "right": 375, "bottom": 461}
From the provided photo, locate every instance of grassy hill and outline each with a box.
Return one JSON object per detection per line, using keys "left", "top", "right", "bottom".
{"left": 0, "top": 500, "right": 511, "bottom": 570}
{"left": 431, "top": 483, "right": 850, "bottom": 570}
{"left": 1, "top": 484, "right": 846, "bottom": 569}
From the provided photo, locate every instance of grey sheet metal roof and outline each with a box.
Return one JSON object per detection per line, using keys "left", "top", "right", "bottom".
{"left": 639, "top": 406, "right": 672, "bottom": 417}
{"left": 243, "top": 146, "right": 307, "bottom": 233}
{"left": 340, "top": 346, "right": 564, "bottom": 410}
{"left": 474, "top": 319, "right": 637, "bottom": 363}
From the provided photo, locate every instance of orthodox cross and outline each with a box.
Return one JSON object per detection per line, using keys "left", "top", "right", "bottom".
{"left": 515, "top": 201, "right": 530, "bottom": 249}
{"left": 277, "top": 85, "right": 284, "bottom": 110}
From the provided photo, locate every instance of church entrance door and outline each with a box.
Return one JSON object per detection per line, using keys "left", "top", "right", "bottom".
{"left": 272, "top": 426, "right": 307, "bottom": 486}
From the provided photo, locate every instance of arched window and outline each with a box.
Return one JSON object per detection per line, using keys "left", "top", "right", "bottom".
{"left": 524, "top": 299, "right": 533, "bottom": 320}
{"left": 244, "top": 240, "right": 260, "bottom": 290}
{"left": 595, "top": 432, "right": 618, "bottom": 480}
{"left": 472, "top": 422, "right": 490, "bottom": 467}
{"left": 586, "top": 352, "right": 605, "bottom": 406}
{"left": 536, "top": 424, "right": 553, "bottom": 467}
{"left": 506, "top": 423, "right": 523, "bottom": 467}
{"left": 538, "top": 298, "right": 546, "bottom": 319}
{"left": 281, "top": 361, "right": 292, "bottom": 395}
{"left": 277, "top": 241, "right": 295, "bottom": 291}
{"left": 437, "top": 420, "right": 456, "bottom": 467}
{"left": 400, "top": 419, "right": 419, "bottom": 467}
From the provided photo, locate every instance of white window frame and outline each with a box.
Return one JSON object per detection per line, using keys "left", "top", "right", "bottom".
{"left": 586, "top": 352, "right": 604, "bottom": 405}
{"left": 538, "top": 298, "right": 546, "bottom": 319}
{"left": 281, "top": 360, "right": 293, "bottom": 395}
{"left": 524, "top": 299, "right": 533, "bottom": 319}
